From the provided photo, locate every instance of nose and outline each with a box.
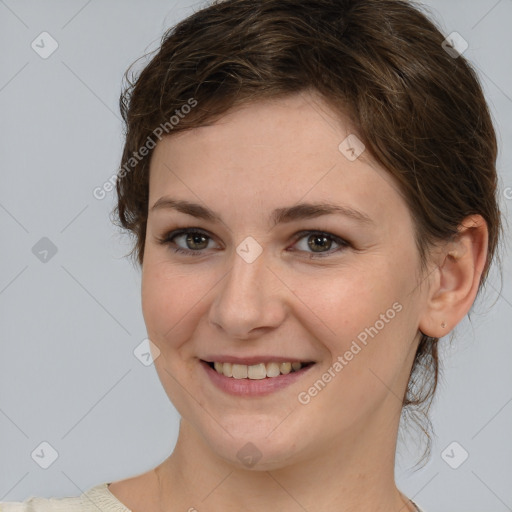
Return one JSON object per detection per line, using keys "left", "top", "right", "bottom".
{"left": 208, "top": 246, "right": 287, "bottom": 340}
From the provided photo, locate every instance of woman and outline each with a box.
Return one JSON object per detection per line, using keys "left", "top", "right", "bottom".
{"left": 1, "top": 0, "right": 503, "bottom": 511}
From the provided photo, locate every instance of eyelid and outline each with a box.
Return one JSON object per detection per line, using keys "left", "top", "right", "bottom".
{"left": 288, "top": 230, "right": 349, "bottom": 257}
{"left": 156, "top": 228, "right": 221, "bottom": 251}
{"left": 157, "top": 227, "right": 350, "bottom": 258}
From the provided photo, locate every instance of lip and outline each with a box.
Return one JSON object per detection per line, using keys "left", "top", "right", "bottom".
{"left": 201, "top": 355, "right": 314, "bottom": 365}
{"left": 200, "top": 359, "right": 315, "bottom": 397}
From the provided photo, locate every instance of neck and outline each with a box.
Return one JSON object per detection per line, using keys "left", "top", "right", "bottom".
{"left": 154, "top": 404, "right": 416, "bottom": 512}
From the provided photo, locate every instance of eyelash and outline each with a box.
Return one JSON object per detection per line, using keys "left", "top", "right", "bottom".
{"left": 156, "top": 228, "right": 350, "bottom": 259}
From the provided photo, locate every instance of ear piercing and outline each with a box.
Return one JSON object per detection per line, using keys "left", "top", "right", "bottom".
{"left": 441, "top": 321, "right": 447, "bottom": 328}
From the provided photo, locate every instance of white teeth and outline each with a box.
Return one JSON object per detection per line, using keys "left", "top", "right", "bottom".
{"left": 210, "top": 361, "right": 308, "bottom": 379}
{"left": 232, "top": 363, "right": 248, "bottom": 379}
{"left": 248, "top": 363, "right": 267, "bottom": 380}
{"left": 223, "top": 362, "right": 233, "bottom": 377}
{"left": 266, "top": 362, "right": 281, "bottom": 377}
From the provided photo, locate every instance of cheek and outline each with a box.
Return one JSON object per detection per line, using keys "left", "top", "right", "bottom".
{"left": 294, "top": 264, "right": 395, "bottom": 341}
{"left": 141, "top": 260, "right": 209, "bottom": 348}
{"left": 297, "top": 256, "right": 415, "bottom": 371}
{"left": 297, "top": 268, "right": 414, "bottom": 420}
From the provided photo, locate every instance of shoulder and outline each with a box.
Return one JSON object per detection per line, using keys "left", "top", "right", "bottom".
{"left": 0, "top": 483, "right": 131, "bottom": 512}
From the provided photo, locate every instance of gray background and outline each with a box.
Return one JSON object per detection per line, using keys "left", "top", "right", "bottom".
{"left": 0, "top": 1, "right": 511, "bottom": 511}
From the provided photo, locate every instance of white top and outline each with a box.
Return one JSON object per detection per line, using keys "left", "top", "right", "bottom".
{"left": 0, "top": 484, "right": 129, "bottom": 512}
{"left": 0, "top": 482, "right": 427, "bottom": 512}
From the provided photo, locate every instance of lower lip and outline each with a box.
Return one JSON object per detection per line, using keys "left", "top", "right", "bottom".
{"left": 201, "top": 360, "right": 315, "bottom": 397}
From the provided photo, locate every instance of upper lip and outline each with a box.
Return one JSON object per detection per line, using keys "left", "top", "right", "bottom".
{"left": 200, "top": 355, "right": 315, "bottom": 365}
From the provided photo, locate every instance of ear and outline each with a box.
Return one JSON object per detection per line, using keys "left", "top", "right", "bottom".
{"left": 418, "top": 214, "right": 488, "bottom": 338}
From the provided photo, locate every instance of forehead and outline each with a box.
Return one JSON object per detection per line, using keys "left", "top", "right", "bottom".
{"left": 165, "top": 92, "right": 354, "bottom": 154}
{"left": 151, "top": 92, "right": 382, "bottom": 179}
{"left": 147, "top": 91, "right": 408, "bottom": 229}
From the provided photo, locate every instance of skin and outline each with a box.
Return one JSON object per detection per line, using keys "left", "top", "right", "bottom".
{"left": 108, "top": 90, "right": 488, "bottom": 512}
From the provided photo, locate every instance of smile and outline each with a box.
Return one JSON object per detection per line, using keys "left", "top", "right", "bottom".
{"left": 200, "top": 359, "right": 316, "bottom": 397}
{"left": 208, "top": 361, "right": 313, "bottom": 379}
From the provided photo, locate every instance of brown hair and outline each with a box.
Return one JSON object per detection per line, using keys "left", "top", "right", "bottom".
{"left": 113, "top": 0, "right": 503, "bottom": 465}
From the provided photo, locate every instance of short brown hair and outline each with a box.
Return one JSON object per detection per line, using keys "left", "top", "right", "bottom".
{"left": 113, "top": 0, "right": 503, "bottom": 464}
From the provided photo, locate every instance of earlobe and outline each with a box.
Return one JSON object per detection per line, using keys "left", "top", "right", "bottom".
{"left": 418, "top": 214, "right": 488, "bottom": 338}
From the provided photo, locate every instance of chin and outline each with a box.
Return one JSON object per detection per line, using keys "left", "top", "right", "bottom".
{"left": 196, "top": 412, "right": 316, "bottom": 471}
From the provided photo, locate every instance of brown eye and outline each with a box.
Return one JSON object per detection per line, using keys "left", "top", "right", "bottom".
{"left": 291, "top": 231, "right": 349, "bottom": 258}
{"left": 307, "top": 233, "right": 333, "bottom": 252}
{"left": 182, "top": 232, "right": 209, "bottom": 250}
{"left": 157, "top": 228, "right": 349, "bottom": 259}
{"left": 157, "top": 228, "right": 218, "bottom": 256}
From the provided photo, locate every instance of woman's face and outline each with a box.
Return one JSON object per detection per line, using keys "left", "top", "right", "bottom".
{"left": 141, "top": 91, "right": 430, "bottom": 469}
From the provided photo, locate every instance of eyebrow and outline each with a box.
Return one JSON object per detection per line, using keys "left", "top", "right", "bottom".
{"left": 150, "top": 197, "right": 374, "bottom": 227}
